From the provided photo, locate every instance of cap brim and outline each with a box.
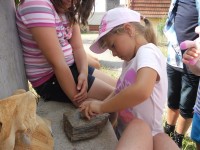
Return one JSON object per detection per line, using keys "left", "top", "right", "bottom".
{"left": 90, "top": 28, "right": 112, "bottom": 54}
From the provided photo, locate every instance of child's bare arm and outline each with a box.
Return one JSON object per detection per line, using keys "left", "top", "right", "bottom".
{"left": 80, "top": 68, "right": 157, "bottom": 118}
{"left": 100, "top": 67, "right": 157, "bottom": 113}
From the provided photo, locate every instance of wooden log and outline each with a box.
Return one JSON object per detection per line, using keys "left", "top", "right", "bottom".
{"left": 63, "top": 109, "right": 109, "bottom": 142}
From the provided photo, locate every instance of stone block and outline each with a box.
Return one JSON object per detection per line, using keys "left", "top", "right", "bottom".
{"left": 63, "top": 110, "right": 109, "bottom": 142}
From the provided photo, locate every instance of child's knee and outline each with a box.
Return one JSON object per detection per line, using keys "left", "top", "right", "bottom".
{"left": 129, "top": 118, "right": 151, "bottom": 132}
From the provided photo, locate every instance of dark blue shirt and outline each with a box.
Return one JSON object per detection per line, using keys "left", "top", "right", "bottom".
{"left": 174, "top": 0, "right": 198, "bottom": 44}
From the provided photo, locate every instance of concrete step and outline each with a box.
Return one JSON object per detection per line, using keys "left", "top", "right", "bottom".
{"left": 37, "top": 100, "right": 118, "bottom": 150}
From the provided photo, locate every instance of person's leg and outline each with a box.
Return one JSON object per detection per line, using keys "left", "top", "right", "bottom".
{"left": 164, "top": 65, "right": 182, "bottom": 136}
{"left": 164, "top": 108, "right": 179, "bottom": 137}
{"left": 175, "top": 115, "right": 192, "bottom": 134}
{"left": 116, "top": 119, "right": 153, "bottom": 150}
{"left": 87, "top": 68, "right": 118, "bottom": 125}
{"left": 165, "top": 108, "right": 179, "bottom": 126}
{"left": 153, "top": 133, "right": 179, "bottom": 150}
{"left": 87, "top": 76, "right": 117, "bottom": 125}
{"left": 87, "top": 77, "right": 114, "bottom": 100}
{"left": 75, "top": 64, "right": 115, "bottom": 101}
{"left": 87, "top": 53, "right": 101, "bottom": 69}
{"left": 34, "top": 64, "right": 114, "bottom": 103}
{"left": 174, "top": 71, "right": 199, "bottom": 148}
{"left": 92, "top": 69, "right": 117, "bottom": 87}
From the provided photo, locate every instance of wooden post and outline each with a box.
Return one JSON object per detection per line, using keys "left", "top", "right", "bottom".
{"left": 0, "top": 0, "right": 28, "bottom": 99}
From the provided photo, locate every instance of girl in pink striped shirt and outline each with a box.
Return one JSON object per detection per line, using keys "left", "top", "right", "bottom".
{"left": 16, "top": 0, "right": 116, "bottom": 107}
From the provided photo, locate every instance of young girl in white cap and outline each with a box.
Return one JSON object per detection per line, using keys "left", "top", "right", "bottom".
{"left": 80, "top": 7, "right": 179, "bottom": 150}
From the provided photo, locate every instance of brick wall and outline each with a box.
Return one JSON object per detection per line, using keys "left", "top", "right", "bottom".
{"left": 89, "top": 25, "right": 99, "bottom": 32}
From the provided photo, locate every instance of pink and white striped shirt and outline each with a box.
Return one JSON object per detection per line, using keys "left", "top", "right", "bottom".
{"left": 16, "top": 0, "right": 74, "bottom": 87}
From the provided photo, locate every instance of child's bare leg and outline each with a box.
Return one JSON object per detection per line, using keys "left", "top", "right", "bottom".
{"left": 92, "top": 69, "right": 117, "bottom": 87}
{"left": 87, "top": 53, "right": 101, "bottom": 69}
{"left": 153, "top": 133, "right": 179, "bottom": 150}
{"left": 87, "top": 77, "right": 114, "bottom": 100}
{"left": 88, "top": 70, "right": 117, "bottom": 124}
{"left": 116, "top": 119, "right": 153, "bottom": 150}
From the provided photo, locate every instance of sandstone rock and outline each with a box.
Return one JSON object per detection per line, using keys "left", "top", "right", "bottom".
{"left": 63, "top": 109, "right": 109, "bottom": 142}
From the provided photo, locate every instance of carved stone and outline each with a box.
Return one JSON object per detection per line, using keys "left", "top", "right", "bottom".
{"left": 63, "top": 109, "right": 109, "bottom": 142}
{"left": 0, "top": 89, "right": 54, "bottom": 150}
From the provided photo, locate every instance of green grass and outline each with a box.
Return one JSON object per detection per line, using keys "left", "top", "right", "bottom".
{"left": 100, "top": 66, "right": 121, "bottom": 79}
{"left": 182, "top": 136, "right": 196, "bottom": 150}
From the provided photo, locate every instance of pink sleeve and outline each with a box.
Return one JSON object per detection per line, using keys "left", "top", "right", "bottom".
{"left": 18, "top": 0, "right": 56, "bottom": 28}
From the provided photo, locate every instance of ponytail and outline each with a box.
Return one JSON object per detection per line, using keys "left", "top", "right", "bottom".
{"left": 142, "top": 17, "right": 157, "bottom": 45}
{"left": 133, "top": 16, "right": 157, "bottom": 45}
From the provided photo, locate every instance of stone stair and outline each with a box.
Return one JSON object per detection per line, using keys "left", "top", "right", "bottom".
{"left": 37, "top": 100, "right": 118, "bottom": 150}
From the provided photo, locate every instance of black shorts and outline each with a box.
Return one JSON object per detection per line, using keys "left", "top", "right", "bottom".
{"left": 34, "top": 63, "right": 95, "bottom": 103}
{"left": 167, "top": 64, "right": 199, "bottom": 118}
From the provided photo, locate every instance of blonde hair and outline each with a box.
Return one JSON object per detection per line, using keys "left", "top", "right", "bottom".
{"left": 99, "top": 17, "right": 157, "bottom": 49}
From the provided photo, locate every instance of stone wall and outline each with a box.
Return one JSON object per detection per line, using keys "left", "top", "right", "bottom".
{"left": 0, "top": 0, "right": 28, "bottom": 99}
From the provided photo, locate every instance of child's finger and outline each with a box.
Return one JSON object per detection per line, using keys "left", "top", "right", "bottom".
{"left": 79, "top": 102, "right": 88, "bottom": 111}
{"left": 182, "top": 58, "right": 191, "bottom": 65}
{"left": 189, "top": 47, "right": 199, "bottom": 53}
{"left": 77, "top": 79, "right": 83, "bottom": 91}
{"left": 180, "top": 40, "right": 196, "bottom": 50}
{"left": 79, "top": 105, "right": 85, "bottom": 111}
{"left": 73, "top": 93, "right": 87, "bottom": 103}
{"left": 85, "top": 107, "right": 91, "bottom": 120}
{"left": 75, "top": 95, "right": 84, "bottom": 102}
{"left": 89, "top": 109, "right": 96, "bottom": 116}
{"left": 74, "top": 91, "right": 87, "bottom": 100}
{"left": 76, "top": 98, "right": 86, "bottom": 105}
{"left": 74, "top": 92, "right": 82, "bottom": 99}
{"left": 79, "top": 81, "right": 87, "bottom": 93}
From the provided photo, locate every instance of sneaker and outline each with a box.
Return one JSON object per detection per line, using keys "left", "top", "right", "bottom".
{"left": 173, "top": 131, "right": 184, "bottom": 149}
{"left": 164, "top": 122, "right": 175, "bottom": 139}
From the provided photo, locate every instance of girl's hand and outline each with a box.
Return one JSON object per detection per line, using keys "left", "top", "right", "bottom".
{"left": 182, "top": 47, "right": 199, "bottom": 65}
{"left": 80, "top": 100, "right": 103, "bottom": 120}
{"left": 73, "top": 73, "right": 88, "bottom": 103}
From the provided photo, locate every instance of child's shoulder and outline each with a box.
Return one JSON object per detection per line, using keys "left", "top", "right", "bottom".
{"left": 18, "top": 0, "right": 54, "bottom": 14}
{"left": 139, "top": 43, "right": 160, "bottom": 52}
{"left": 19, "top": 0, "right": 52, "bottom": 7}
{"left": 137, "top": 43, "right": 165, "bottom": 60}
